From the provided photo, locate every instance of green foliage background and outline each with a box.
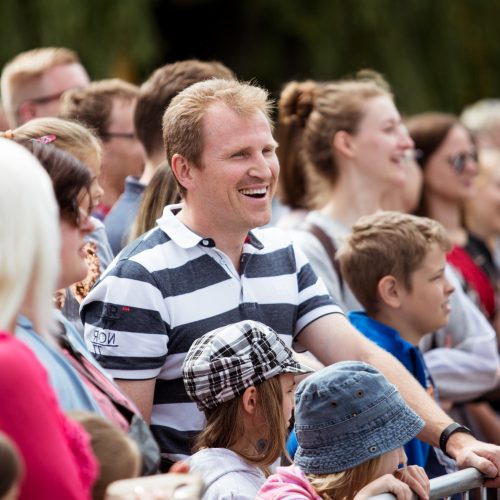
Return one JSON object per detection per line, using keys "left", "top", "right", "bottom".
{"left": 1, "top": 0, "right": 499, "bottom": 115}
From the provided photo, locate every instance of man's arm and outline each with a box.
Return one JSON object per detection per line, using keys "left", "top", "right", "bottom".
{"left": 298, "top": 314, "right": 500, "bottom": 486}
{"left": 115, "top": 378, "right": 156, "bottom": 424}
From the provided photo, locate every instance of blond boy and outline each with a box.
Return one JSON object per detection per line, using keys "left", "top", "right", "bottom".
{"left": 338, "top": 211, "right": 455, "bottom": 477}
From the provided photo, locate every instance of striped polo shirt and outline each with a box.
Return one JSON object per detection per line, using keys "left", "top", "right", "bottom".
{"left": 81, "top": 204, "right": 342, "bottom": 461}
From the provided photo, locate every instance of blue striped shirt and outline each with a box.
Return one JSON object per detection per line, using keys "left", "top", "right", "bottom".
{"left": 81, "top": 204, "right": 341, "bottom": 461}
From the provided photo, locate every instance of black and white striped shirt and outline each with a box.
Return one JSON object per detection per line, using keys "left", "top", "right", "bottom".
{"left": 81, "top": 204, "right": 342, "bottom": 461}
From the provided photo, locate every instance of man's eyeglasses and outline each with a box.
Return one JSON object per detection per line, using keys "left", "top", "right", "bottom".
{"left": 447, "top": 151, "right": 478, "bottom": 174}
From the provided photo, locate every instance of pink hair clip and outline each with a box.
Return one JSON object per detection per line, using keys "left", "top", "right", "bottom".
{"left": 34, "top": 134, "right": 57, "bottom": 144}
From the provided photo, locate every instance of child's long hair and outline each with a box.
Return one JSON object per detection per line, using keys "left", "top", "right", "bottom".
{"left": 306, "top": 456, "right": 383, "bottom": 500}
{"left": 194, "top": 376, "right": 287, "bottom": 473}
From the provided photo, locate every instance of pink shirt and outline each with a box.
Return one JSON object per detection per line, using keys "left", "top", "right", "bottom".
{"left": 256, "top": 465, "right": 322, "bottom": 499}
{"left": 0, "top": 331, "right": 97, "bottom": 500}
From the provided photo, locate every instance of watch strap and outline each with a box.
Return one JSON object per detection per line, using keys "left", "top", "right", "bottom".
{"left": 439, "top": 422, "right": 472, "bottom": 458}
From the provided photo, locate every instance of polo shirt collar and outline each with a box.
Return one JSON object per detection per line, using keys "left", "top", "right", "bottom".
{"left": 157, "top": 203, "right": 264, "bottom": 250}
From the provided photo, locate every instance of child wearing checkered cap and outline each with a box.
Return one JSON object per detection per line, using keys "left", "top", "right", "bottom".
{"left": 181, "top": 320, "right": 313, "bottom": 500}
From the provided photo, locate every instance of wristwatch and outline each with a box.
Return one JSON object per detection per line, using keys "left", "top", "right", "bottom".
{"left": 439, "top": 422, "right": 472, "bottom": 458}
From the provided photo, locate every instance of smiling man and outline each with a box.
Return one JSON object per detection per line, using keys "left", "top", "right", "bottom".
{"left": 81, "top": 79, "right": 500, "bottom": 482}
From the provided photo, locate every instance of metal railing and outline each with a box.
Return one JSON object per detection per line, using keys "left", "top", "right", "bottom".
{"left": 370, "top": 467, "right": 497, "bottom": 500}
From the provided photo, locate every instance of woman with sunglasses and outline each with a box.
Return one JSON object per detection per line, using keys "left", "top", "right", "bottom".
{"left": 406, "top": 113, "right": 493, "bottom": 319}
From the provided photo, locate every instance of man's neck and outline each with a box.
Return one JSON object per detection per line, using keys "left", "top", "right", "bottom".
{"left": 139, "top": 151, "right": 165, "bottom": 185}
{"left": 176, "top": 206, "right": 248, "bottom": 272}
{"left": 372, "top": 310, "right": 424, "bottom": 347}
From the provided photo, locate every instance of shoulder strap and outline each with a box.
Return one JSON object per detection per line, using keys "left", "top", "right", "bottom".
{"left": 299, "top": 222, "right": 344, "bottom": 293}
{"left": 57, "top": 329, "right": 137, "bottom": 421}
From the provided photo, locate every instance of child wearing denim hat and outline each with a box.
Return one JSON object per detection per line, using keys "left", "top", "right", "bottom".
{"left": 337, "top": 211, "right": 456, "bottom": 477}
{"left": 257, "top": 361, "right": 430, "bottom": 500}
{"left": 182, "top": 320, "right": 313, "bottom": 500}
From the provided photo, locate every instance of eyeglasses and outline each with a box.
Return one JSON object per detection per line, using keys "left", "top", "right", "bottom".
{"left": 101, "top": 132, "right": 136, "bottom": 140}
{"left": 29, "top": 85, "right": 85, "bottom": 105}
{"left": 29, "top": 90, "right": 68, "bottom": 104}
{"left": 447, "top": 151, "right": 478, "bottom": 174}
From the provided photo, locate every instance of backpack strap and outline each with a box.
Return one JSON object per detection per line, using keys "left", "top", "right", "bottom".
{"left": 299, "top": 221, "right": 344, "bottom": 294}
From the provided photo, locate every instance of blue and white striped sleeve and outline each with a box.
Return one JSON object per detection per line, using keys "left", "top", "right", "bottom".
{"left": 81, "top": 258, "right": 169, "bottom": 380}
{"left": 292, "top": 241, "right": 345, "bottom": 337}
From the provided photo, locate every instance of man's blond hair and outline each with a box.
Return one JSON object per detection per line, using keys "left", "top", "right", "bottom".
{"left": 1, "top": 47, "right": 80, "bottom": 125}
{"left": 337, "top": 211, "right": 451, "bottom": 314}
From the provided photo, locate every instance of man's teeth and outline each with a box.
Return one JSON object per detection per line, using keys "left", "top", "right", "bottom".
{"left": 240, "top": 188, "right": 267, "bottom": 196}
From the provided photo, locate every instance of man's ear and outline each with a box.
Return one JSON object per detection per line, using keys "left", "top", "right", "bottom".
{"left": 332, "top": 130, "right": 355, "bottom": 159}
{"left": 17, "top": 101, "right": 37, "bottom": 124}
{"left": 170, "top": 153, "right": 195, "bottom": 192}
{"left": 377, "top": 275, "right": 402, "bottom": 309}
{"left": 241, "top": 386, "right": 259, "bottom": 416}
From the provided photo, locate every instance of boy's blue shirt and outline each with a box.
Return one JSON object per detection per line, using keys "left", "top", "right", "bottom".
{"left": 348, "top": 311, "right": 435, "bottom": 468}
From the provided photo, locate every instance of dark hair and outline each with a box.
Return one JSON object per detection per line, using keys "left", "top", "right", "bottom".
{"left": 17, "top": 140, "right": 92, "bottom": 225}
{"left": 60, "top": 79, "right": 139, "bottom": 139}
{"left": 135, "top": 59, "right": 235, "bottom": 158}
{"left": 406, "top": 112, "right": 468, "bottom": 216}
{"left": 406, "top": 113, "right": 459, "bottom": 169}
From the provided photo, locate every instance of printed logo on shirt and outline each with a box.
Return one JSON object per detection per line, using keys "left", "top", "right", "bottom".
{"left": 90, "top": 328, "right": 119, "bottom": 355}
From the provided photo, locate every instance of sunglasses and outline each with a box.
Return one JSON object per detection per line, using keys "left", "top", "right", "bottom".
{"left": 447, "top": 151, "right": 478, "bottom": 174}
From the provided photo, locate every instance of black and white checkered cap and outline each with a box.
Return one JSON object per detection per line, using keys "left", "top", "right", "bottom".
{"left": 182, "top": 320, "right": 313, "bottom": 411}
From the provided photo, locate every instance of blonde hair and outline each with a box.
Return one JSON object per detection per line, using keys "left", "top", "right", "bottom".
{"left": 69, "top": 411, "right": 141, "bottom": 500}
{"left": 195, "top": 376, "right": 287, "bottom": 472}
{"left": 2, "top": 117, "right": 102, "bottom": 174}
{"left": 474, "top": 148, "right": 500, "bottom": 186}
{"left": 1, "top": 47, "right": 80, "bottom": 125}
{"left": 0, "top": 138, "right": 60, "bottom": 332}
{"left": 461, "top": 99, "right": 500, "bottom": 142}
{"left": 307, "top": 456, "right": 383, "bottom": 500}
{"left": 277, "top": 71, "right": 391, "bottom": 209}
{"left": 337, "top": 211, "right": 451, "bottom": 314}
{"left": 162, "top": 79, "right": 273, "bottom": 195}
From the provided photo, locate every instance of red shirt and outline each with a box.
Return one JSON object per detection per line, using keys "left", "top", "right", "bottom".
{"left": 0, "top": 332, "right": 97, "bottom": 500}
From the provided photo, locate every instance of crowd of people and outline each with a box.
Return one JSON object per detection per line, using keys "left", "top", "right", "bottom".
{"left": 1, "top": 46, "right": 500, "bottom": 500}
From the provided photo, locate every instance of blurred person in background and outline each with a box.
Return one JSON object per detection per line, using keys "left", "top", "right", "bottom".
{"left": 461, "top": 99, "right": 500, "bottom": 152}
{"left": 1, "top": 47, "right": 89, "bottom": 127}
{"left": 464, "top": 148, "right": 500, "bottom": 346}
{"left": 103, "top": 59, "right": 235, "bottom": 255}
{"left": 60, "top": 79, "right": 145, "bottom": 221}
{"left": 280, "top": 71, "right": 413, "bottom": 310}
{"left": 408, "top": 112, "right": 500, "bottom": 446}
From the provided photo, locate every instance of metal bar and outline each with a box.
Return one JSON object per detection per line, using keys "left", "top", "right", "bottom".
{"left": 369, "top": 468, "right": 485, "bottom": 500}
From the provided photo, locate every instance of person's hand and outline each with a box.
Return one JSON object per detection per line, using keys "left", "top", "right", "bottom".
{"left": 447, "top": 433, "right": 500, "bottom": 488}
{"left": 169, "top": 460, "right": 189, "bottom": 473}
{"left": 354, "top": 469, "right": 429, "bottom": 500}
{"left": 393, "top": 465, "right": 430, "bottom": 499}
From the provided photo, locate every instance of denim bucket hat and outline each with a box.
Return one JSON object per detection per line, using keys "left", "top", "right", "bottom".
{"left": 182, "top": 320, "right": 313, "bottom": 411}
{"left": 293, "top": 361, "right": 424, "bottom": 474}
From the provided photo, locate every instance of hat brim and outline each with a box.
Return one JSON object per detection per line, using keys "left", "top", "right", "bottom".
{"left": 294, "top": 398, "right": 424, "bottom": 474}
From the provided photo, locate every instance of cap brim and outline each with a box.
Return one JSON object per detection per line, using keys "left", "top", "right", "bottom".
{"left": 294, "top": 398, "right": 424, "bottom": 474}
